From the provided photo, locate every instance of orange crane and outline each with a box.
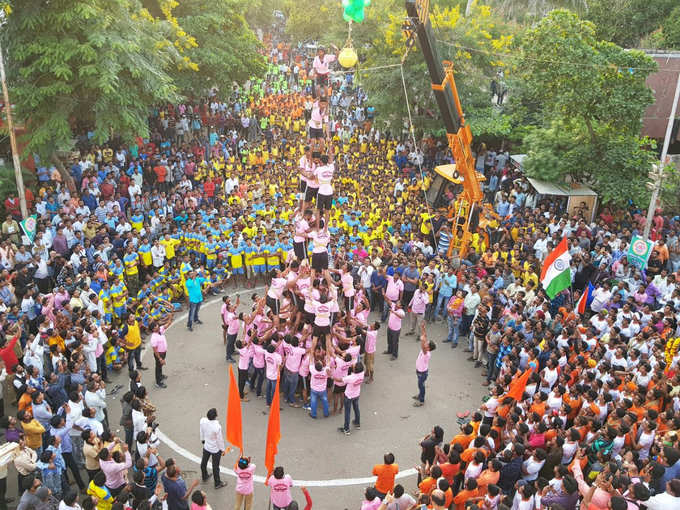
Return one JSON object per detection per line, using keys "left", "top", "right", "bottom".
{"left": 404, "top": 0, "right": 491, "bottom": 256}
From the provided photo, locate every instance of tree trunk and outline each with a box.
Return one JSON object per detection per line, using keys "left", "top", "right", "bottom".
{"left": 50, "top": 152, "right": 76, "bottom": 193}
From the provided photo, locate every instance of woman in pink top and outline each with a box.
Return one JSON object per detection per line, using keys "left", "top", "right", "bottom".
{"left": 414, "top": 322, "right": 436, "bottom": 407}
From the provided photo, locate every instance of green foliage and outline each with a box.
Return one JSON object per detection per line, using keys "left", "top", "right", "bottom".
{"left": 361, "top": 2, "right": 516, "bottom": 137}
{"left": 2, "top": 0, "right": 184, "bottom": 162}
{"left": 0, "top": 165, "right": 36, "bottom": 209}
{"left": 173, "top": 0, "right": 266, "bottom": 95}
{"left": 244, "top": 0, "right": 278, "bottom": 31}
{"left": 660, "top": 162, "right": 680, "bottom": 212}
{"left": 661, "top": 6, "right": 680, "bottom": 50}
{"left": 512, "top": 10, "right": 658, "bottom": 206}
{"left": 585, "top": 0, "right": 676, "bottom": 48}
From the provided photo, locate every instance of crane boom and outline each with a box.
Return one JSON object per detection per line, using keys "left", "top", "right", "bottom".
{"left": 404, "top": 0, "right": 485, "bottom": 255}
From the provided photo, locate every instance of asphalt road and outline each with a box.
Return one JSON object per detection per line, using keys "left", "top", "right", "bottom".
{"left": 87, "top": 288, "right": 485, "bottom": 510}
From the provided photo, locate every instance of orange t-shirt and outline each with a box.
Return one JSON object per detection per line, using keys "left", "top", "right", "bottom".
{"left": 450, "top": 432, "right": 473, "bottom": 450}
{"left": 440, "top": 462, "right": 461, "bottom": 485}
{"left": 477, "top": 469, "right": 500, "bottom": 494}
{"left": 418, "top": 477, "right": 437, "bottom": 495}
{"left": 372, "top": 464, "right": 398, "bottom": 495}
{"left": 454, "top": 488, "right": 479, "bottom": 510}
{"left": 444, "top": 488, "right": 454, "bottom": 509}
{"left": 530, "top": 401, "right": 547, "bottom": 417}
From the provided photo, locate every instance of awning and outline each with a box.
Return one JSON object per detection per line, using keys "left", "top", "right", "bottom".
{"left": 526, "top": 177, "right": 597, "bottom": 197}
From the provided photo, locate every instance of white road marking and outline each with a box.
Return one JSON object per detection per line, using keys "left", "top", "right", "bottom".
{"left": 155, "top": 428, "right": 417, "bottom": 487}
{"left": 143, "top": 286, "right": 418, "bottom": 487}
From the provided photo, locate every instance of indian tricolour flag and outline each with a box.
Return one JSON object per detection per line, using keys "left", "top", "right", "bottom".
{"left": 540, "top": 237, "right": 572, "bottom": 299}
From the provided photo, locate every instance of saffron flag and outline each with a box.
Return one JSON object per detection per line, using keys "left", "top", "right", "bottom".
{"left": 576, "top": 282, "right": 595, "bottom": 315}
{"left": 264, "top": 376, "right": 281, "bottom": 479}
{"left": 506, "top": 369, "right": 531, "bottom": 401}
{"left": 540, "top": 237, "right": 572, "bottom": 299}
{"left": 226, "top": 365, "right": 243, "bottom": 453}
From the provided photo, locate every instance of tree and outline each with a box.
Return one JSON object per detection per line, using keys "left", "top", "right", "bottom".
{"left": 361, "top": 2, "right": 515, "bottom": 139}
{"left": 585, "top": 0, "right": 676, "bottom": 48}
{"left": 173, "top": 0, "right": 266, "bottom": 95}
{"left": 2, "top": 0, "right": 185, "bottom": 185}
{"left": 661, "top": 5, "right": 680, "bottom": 49}
{"left": 512, "top": 9, "right": 658, "bottom": 206}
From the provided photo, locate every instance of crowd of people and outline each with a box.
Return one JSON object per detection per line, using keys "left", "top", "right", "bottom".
{"left": 1, "top": 27, "right": 680, "bottom": 510}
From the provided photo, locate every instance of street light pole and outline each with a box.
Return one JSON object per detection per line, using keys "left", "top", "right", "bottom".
{"left": 0, "top": 37, "right": 27, "bottom": 219}
{"left": 644, "top": 70, "right": 680, "bottom": 240}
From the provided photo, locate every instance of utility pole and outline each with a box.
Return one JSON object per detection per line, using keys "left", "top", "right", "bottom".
{"left": 644, "top": 70, "right": 680, "bottom": 240}
{"left": 0, "top": 38, "right": 27, "bottom": 219}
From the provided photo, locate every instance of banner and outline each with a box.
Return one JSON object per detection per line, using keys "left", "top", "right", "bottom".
{"left": 20, "top": 214, "right": 37, "bottom": 244}
{"left": 627, "top": 235, "right": 653, "bottom": 270}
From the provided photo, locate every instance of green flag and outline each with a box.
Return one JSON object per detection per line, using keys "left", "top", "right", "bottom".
{"left": 20, "top": 214, "right": 37, "bottom": 244}
{"left": 627, "top": 235, "right": 653, "bottom": 270}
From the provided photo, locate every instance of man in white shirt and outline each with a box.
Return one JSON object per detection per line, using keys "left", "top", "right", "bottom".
{"left": 151, "top": 241, "right": 166, "bottom": 269}
{"left": 198, "top": 408, "right": 227, "bottom": 489}
{"left": 645, "top": 479, "right": 680, "bottom": 510}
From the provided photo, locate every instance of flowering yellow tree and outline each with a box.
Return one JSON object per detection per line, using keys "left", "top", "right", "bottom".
{"left": 363, "top": 2, "right": 517, "bottom": 137}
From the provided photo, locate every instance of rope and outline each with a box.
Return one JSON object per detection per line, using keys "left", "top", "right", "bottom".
{"left": 436, "top": 39, "right": 676, "bottom": 73}
{"left": 329, "top": 63, "right": 402, "bottom": 75}
{"left": 399, "top": 63, "right": 440, "bottom": 253}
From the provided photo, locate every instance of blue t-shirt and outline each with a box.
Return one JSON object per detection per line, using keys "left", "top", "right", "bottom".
{"left": 440, "top": 274, "right": 458, "bottom": 296}
{"left": 185, "top": 277, "right": 206, "bottom": 303}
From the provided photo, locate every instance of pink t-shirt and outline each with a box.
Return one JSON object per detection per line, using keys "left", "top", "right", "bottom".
{"left": 264, "top": 351, "right": 282, "bottom": 380}
{"left": 333, "top": 357, "right": 352, "bottom": 386}
{"left": 284, "top": 344, "right": 306, "bottom": 373}
{"left": 252, "top": 344, "right": 266, "bottom": 369}
{"left": 235, "top": 464, "right": 256, "bottom": 495}
{"left": 309, "top": 103, "right": 328, "bottom": 130}
{"left": 347, "top": 345, "right": 361, "bottom": 362}
{"left": 226, "top": 311, "right": 240, "bottom": 335}
{"left": 313, "top": 54, "right": 336, "bottom": 75}
{"left": 385, "top": 276, "right": 403, "bottom": 301}
{"left": 267, "top": 277, "right": 287, "bottom": 300}
{"left": 309, "top": 229, "right": 330, "bottom": 254}
{"left": 341, "top": 272, "right": 355, "bottom": 297}
{"left": 269, "top": 474, "right": 293, "bottom": 508}
{"left": 150, "top": 327, "right": 168, "bottom": 353}
{"left": 365, "top": 330, "right": 378, "bottom": 354}
{"left": 313, "top": 300, "right": 331, "bottom": 326}
{"left": 388, "top": 307, "right": 405, "bottom": 331}
{"left": 309, "top": 363, "right": 329, "bottom": 392}
{"left": 361, "top": 498, "right": 383, "bottom": 510}
{"left": 238, "top": 345, "right": 252, "bottom": 371}
{"left": 355, "top": 309, "right": 369, "bottom": 326}
{"left": 410, "top": 290, "right": 428, "bottom": 315}
{"left": 315, "top": 163, "right": 335, "bottom": 196}
{"left": 343, "top": 371, "right": 364, "bottom": 399}
{"left": 298, "top": 353, "right": 311, "bottom": 377}
{"left": 416, "top": 348, "right": 431, "bottom": 372}
{"left": 294, "top": 216, "right": 310, "bottom": 243}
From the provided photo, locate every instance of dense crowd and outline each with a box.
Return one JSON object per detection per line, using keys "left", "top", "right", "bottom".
{"left": 1, "top": 30, "right": 680, "bottom": 510}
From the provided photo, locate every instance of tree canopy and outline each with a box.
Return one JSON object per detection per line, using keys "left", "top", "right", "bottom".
{"left": 511, "top": 10, "right": 658, "bottom": 206}
{"left": 1, "top": 0, "right": 263, "bottom": 167}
